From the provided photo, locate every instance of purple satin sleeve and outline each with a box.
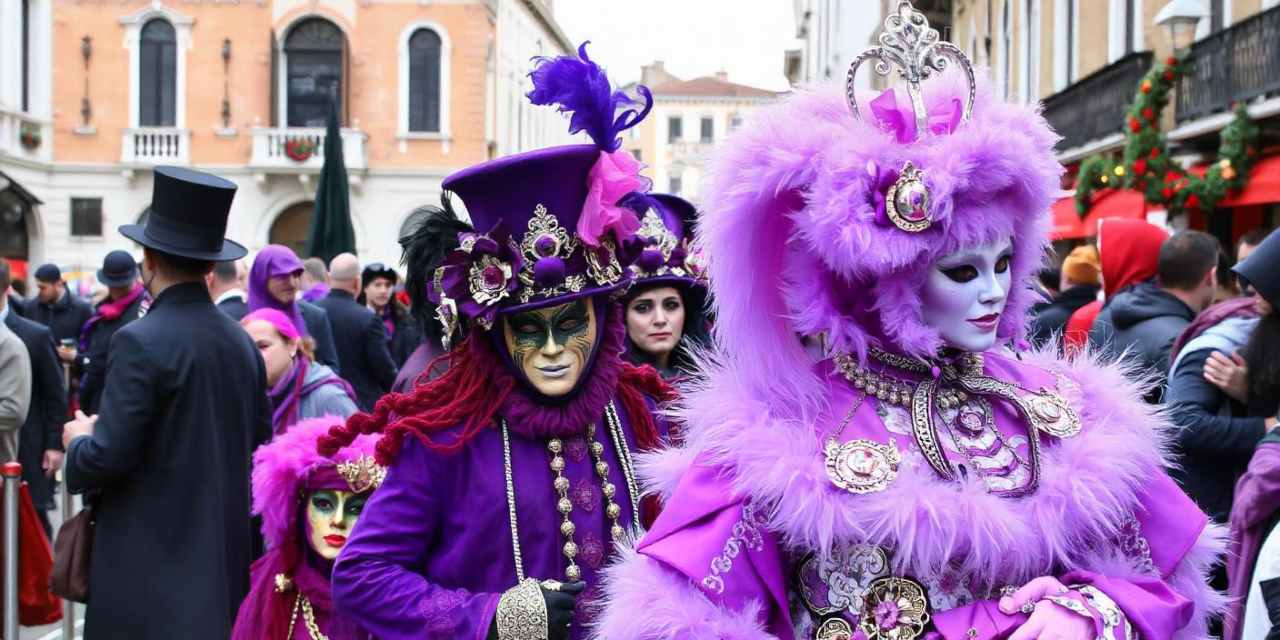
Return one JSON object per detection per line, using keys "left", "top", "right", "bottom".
{"left": 929, "top": 599, "right": 1028, "bottom": 639}
{"left": 635, "top": 458, "right": 793, "bottom": 637}
{"left": 331, "top": 440, "right": 500, "bottom": 640}
{"left": 1057, "top": 571, "right": 1193, "bottom": 639}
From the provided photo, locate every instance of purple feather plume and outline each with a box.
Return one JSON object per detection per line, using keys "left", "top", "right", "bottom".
{"left": 527, "top": 42, "right": 653, "bottom": 152}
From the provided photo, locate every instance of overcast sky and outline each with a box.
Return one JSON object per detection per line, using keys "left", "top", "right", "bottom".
{"left": 553, "top": 0, "right": 797, "bottom": 92}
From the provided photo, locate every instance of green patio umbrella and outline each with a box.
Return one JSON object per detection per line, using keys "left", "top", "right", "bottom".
{"left": 305, "top": 101, "right": 356, "bottom": 264}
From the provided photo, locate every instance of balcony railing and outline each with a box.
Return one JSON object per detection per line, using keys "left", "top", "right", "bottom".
{"left": 249, "top": 127, "right": 368, "bottom": 172}
{"left": 1176, "top": 6, "right": 1280, "bottom": 124}
{"left": 1042, "top": 51, "right": 1153, "bottom": 154}
{"left": 121, "top": 127, "right": 190, "bottom": 165}
{"left": 0, "top": 108, "right": 52, "bottom": 163}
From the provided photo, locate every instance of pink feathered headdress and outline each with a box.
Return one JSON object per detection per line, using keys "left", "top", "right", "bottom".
{"left": 251, "top": 417, "right": 381, "bottom": 549}
{"left": 700, "top": 68, "right": 1062, "bottom": 412}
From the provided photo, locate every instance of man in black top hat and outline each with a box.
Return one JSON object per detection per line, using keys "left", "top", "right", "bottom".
{"left": 63, "top": 166, "right": 272, "bottom": 640}
{"left": 77, "top": 250, "right": 147, "bottom": 414}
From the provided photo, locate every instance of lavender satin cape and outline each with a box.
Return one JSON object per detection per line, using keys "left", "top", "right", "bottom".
{"left": 331, "top": 394, "right": 668, "bottom": 639}
{"left": 593, "top": 350, "right": 1226, "bottom": 640}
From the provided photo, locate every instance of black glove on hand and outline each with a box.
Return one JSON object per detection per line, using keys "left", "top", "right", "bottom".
{"left": 487, "top": 581, "right": 587, "bottom": 640}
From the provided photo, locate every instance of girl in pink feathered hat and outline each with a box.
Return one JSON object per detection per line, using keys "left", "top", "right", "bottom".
{"left": 592, "top": 3, "right": 1225, "bottom": 639}
{"left": 231, "top": 417, "right": 382, "bottom": 640}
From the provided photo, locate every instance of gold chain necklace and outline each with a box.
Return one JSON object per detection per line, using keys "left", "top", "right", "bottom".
{"left": 284, "top": 593, "right": 329, "bottom": 640}
{"left": 501, "top": 401, "right": 640, "bottom": 582}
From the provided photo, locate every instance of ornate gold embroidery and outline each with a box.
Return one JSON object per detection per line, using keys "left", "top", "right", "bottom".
{"left": 335, "top": 455, "right": 386, "bottom": 493}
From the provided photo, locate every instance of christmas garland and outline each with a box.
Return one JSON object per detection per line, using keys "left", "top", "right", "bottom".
{"left": 1074, "top": 55, "right": 1260, "bottom": 219}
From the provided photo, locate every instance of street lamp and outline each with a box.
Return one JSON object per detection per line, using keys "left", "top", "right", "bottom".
{"left": 1155, "top": 0, "right": 1207, "bottom": 51}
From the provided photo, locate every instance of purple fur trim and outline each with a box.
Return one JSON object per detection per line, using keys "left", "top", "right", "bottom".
{"left": 697, "top": 72, "right": 1062, "bottom": 415}
{"left": 497, "top": 301, "right": 627, "bottom": 439}
{"left": 653, "top": 346, "right": 1216, "bottom": 600}
{"left": 590, "top": 545, "right": 772, "bottom": 640}
{"left": 252, "top": 417, "right": 380, "bottom": 549}
{"left": 527, "top": 42, "right": 653, "bottom": 152}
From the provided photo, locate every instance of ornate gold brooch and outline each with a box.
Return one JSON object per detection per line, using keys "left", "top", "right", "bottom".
{"left": 824, "top": 438, "right": 902, "bottom": 495}
{"left": 859, "top": 576, "right": 931, "bottom": 640}
{"left": 336, "top": 455, "right": 387, "bottom": 494}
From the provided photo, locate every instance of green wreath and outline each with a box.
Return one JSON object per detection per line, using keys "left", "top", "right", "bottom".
{"left": 1074, "top": 55, "right": 1260, "bottom": 220}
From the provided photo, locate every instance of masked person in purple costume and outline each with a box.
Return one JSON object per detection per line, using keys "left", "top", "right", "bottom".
{"left": 592, "top": 5, "right": 1225, "bottom": 640}
{"left": 319, "top": 43, "right": 675, "bottom": 640}
{"left": 232, "top": 416, "right": 382, "bottom": 640}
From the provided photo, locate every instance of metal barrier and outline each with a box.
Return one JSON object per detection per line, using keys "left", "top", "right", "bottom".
{"left": 3, "top": 461, "right": 20, "bottom": 640}
{"left": 60, "top": 362, "right": 76, "bottom": 639}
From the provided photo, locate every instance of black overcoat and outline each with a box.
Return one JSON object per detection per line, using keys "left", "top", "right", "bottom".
{"left": 78, "top": 294, "right": 145, "bottom": 414}
{"left": 314, "top": 290, "right": 397, "bottom": 410}
{"left": 298, "top": 299, "right": 341, "bottom": 374}
{"left": 66, "top": 283, "right": 271, "bottom": 639}
{"left": 2, "top": 312, "right": 66, "bottom": 511}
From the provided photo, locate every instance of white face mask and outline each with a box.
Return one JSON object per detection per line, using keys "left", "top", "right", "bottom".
{"left": 920, "top": 237, "right": 1014, "bottom": 353}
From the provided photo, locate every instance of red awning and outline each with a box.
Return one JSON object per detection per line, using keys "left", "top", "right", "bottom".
{"left": 1222, "top": 155, "right": 1280, "bottom": 207}
{"left": 1050, "top": 189, "right": 1150, "bottom": 240}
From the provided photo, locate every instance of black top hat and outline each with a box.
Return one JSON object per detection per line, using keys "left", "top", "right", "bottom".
{"left": 1234, "top": 229, "right": 1280, "bottom": 307}
{"left": 97, "top": 250, "right": 139, "bottom": 288}
{"left": 118, "top": 166, "right": 247, "bottom": 261}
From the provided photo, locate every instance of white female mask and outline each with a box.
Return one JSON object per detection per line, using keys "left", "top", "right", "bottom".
{"left": 919, "top": 236, "right": 1014, "bottom": 353}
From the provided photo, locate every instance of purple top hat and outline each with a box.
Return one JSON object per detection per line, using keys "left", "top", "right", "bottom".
{"left": 431, "top": 43, "right": 654, "bottom": 331}
{"left": 620, "top": 192, "right": 706, "bottom": 290}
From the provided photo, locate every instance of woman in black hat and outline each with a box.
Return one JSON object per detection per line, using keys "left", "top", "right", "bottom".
{"left": 77, "top": 250, "right": 146, "bottom": 414}
{"left": 61, "top": 165, "right": 273, "bottom": 640}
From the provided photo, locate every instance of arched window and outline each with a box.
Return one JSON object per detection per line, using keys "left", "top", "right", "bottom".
{"left": 284, "top": 18, "right": 344, "bottom": 127}
{"left": 139, "top": 18, "right": 176, "bottom": 127}
{"left": 408, "top": 29, "right": 442, "bottom": 133}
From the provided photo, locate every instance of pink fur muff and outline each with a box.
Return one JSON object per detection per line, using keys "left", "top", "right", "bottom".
{"left": 589, "top": 73, "right": 1226, "bottom": 639}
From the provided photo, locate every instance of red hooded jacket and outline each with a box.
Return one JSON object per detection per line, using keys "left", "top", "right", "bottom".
{"left": 1063, "top": 218, "right": 1169, "bottom": 355}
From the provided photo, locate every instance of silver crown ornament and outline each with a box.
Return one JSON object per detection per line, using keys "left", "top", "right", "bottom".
{"left": 847, "top": 1, "right": 978, "bottom": 234}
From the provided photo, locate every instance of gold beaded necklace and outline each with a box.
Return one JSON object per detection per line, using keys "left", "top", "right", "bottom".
{"left": 284, "top": 593, "right": 328, "bottom": 640}
{"left": 502, "top": 401, "right": 640, "bottom": 582}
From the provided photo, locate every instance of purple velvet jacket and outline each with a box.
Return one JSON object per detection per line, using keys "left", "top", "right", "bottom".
{"left": 331, "top": 395, "right": 667, "bottom": 639}
{"left": 594, "top": 351, "right": 1225, "bottom": 640}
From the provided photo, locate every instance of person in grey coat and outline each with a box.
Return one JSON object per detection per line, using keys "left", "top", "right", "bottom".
{"left": 0, "top": 320, "right": 30, "bottom": 462}
{"left": 62, "top": 166, "right": 271, "bottom": 640}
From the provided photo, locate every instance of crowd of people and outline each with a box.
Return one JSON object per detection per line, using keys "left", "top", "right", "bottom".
{"left": 1028, "top": 219, "right": 1280, "bottom": 639}
{"left": 0, "top": 7, "right": 1278, "bottom": 638}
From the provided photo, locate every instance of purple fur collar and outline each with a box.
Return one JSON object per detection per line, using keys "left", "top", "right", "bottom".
{"left": 649, "top": 348, "right": 1202, "bottom": 587}
{"left": 497, "top": 302, "right": 626, "bottom": 440}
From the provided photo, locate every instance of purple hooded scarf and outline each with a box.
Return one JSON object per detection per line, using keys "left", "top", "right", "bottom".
{"left": 248, "top": 245, "right": 309, "bottom": 337}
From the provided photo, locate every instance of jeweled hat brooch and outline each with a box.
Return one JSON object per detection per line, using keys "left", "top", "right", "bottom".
{"left": 849, "top": 1, "right": 976, "bottom": 234}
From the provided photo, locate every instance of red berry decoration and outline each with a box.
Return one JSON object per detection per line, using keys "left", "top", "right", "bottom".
{"left": 1142, "top": 107, "right": 1155, "bottom": 121}
{"left": 1129, "top": 118, "right": 1142, "bottom": 133}
{"left": 1141, "top": 80, "right": 1152, "bottom": 94}
{"left": 1133, "top": 159, "right": 1147, "bottom": 175}
{"left": 1166, "top": 56, "right": 1178, "bottom": 66}
{"left": 1186, "top": 193, "right": 1201, "bottom": 209}
{"left": 1150, "top": 148, "right": 1160, "bottom": 159}
{"left": 1161, "top": 187, "right": 1174, "bottom": 200}
{"left": 1163, "top": 70, "right": 1175, "bottom": 81}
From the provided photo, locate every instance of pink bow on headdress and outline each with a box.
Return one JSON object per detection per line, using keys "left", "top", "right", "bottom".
{"left": 869, "top": 88, "right": 963, "bottom": 144}
{"left": 578, "top": 150, "right": 650, "bottom": 247}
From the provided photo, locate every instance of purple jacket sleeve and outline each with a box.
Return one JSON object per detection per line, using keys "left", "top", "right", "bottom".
{"left": 331, "top": 438, "right": 500, "bottom": 640}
